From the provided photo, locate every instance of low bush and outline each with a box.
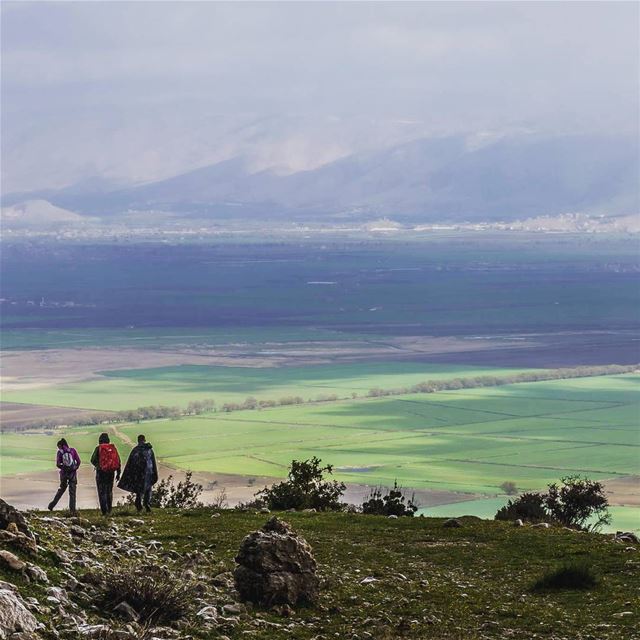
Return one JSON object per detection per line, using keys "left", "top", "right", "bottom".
{"left": 495, "top": 492, "right": 548, "bottom": 522}
{"left": 119, "top": 471, "right": 203, "bottom": 509}
{"left": 362, "top": 481, "right": 418, "bottom": 517}
{"left": 544, "top": 475, "right": 611, "bottom": 531}
{"left": 495, "top": 476, "right": 610, "bottom": 530}
{"left": 532, "top": 562, "right": 597, "bottom": 591}
{"left": 97, "top": 564, "right": 198, "bottom": 623}
{"left": 257, "top": 457, "right": 346, "bottom": 511}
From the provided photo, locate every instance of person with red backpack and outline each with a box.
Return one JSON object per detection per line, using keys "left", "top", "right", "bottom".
{"left": 90, "top": 433, "right": 121, "bottom": 515}
{"left": 48, "top": 438, "right": 81, "bottom": 515}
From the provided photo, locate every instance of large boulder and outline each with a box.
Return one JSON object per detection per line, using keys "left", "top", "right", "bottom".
{"left": 234, "top": 517, "right": 319, "bottom": 607}
{"left": 0, "top": 501, "right": 33, "bottom": 540}
{"left": 0, "top": 587, "right": 39, "bottom": 639}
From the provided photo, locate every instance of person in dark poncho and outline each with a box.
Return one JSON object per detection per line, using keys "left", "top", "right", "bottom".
{"left": 90, "top": 433, "right": 121, "bottom": 515}
{"left": 118, "top": 434, "right": 158, "bottom": 513}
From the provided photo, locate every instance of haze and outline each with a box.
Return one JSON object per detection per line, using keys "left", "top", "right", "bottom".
{"left": 2, "top": 1, "right": 638, "bottom": 196}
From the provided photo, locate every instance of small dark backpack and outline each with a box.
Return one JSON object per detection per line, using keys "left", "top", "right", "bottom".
{"left": 98, "top": 444, "right": 120, "bottom": 472}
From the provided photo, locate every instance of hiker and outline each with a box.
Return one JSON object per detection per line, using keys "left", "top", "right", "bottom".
{"left": 90, "top": 433, "right": 121, "bottom": 515}
{"left": 118, "top": 434, "right": 158, "bottom": 513}
{"left": 48, "top": 438, "right": 81, "bottom": 514}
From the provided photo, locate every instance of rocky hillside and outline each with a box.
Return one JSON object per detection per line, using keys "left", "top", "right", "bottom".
{"left": 0, "top": 501, "right": 638, "bottom": 640}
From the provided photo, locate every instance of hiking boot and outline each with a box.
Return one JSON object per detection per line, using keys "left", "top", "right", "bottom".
{"left": 47, "top": 502, "right": 54, "bottom": 512}
{"left": 145, "top": 506, "right": 151, "bottom": 513}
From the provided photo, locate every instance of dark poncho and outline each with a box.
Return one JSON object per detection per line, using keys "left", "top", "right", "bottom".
{"left": 118, "top": 442, "right": 158, "bottom": 493}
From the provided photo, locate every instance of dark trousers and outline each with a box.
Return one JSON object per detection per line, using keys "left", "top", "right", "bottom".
{"left": 50, "top": 475, "right": 77, "bottom": 513}
{"left": 96, "top": 470, "right": 115, "bottom": 515}
{"left": 135, "top": 484, "right": 153, "bottom": 512}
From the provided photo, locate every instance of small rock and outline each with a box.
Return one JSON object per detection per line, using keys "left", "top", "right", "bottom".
{"left": 360, "top": 576, "right": 377, "bottom": 585}
{"left": 388, "top": 515, "right": 398, "bottom": 519}
{"left": 211, "top": 513, "right": 221, "bottom": 519}
{"left": 612, "top": 611, "right": 633, "bottom": 618}
{"left": 443, "top": 519, "right": 462, "bottom": 528}
{"left": 532, "top": 522, "right": 551, "bottom": 529}
{"left": 222, "top": 603, "right": 246, "bottom": 615}
{"left": 113, "top": 601, "right": 139, "bottom": 622}
{"left": 69, "top": 525, "right": 86, "bottom": 538}
{"left": 513, "top": 519, "right": 524, "bottom": 527}
{"left": 259, "top": 507, "right": 271, "bottom": 514}
{"left": 0, "top": 551, "right": 25, "bottom": 573}
{"left": 25, "top": 564, "right": 48, "bottom": 583}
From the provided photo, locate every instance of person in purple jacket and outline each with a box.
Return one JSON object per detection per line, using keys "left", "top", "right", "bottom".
{"left": 48, "top": 438, "right": 81, "bottom": 515}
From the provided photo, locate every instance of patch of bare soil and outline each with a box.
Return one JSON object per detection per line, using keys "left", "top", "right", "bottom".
{"left": 0, "top": 334, "right": 534, "bottom": 392}
{"left": 604, "top": 475, "right": 640, "bottom": 507}
{"left": 0, "top": 463, "right": 477, "bottom": 513}
{"left": 0, "top": 402, "right": 112, "bottom": 430}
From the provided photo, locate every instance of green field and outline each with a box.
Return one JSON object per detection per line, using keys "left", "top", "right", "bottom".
{"left": 4, "top": 374, "right": 637, "bottom": 531}
{"left": 1, "top": 362, "right": 540, "bottom": 411}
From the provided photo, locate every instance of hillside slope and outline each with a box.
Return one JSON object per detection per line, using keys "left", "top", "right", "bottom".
{"left": 4, "top": 133, "right": 638, "bottom": 222}
{"left": 0, "top": 508, "right": 638, "bottom": 639}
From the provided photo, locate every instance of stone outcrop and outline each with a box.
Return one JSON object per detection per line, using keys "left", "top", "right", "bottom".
{"left": 234, "top": 517, "right": 319, "bottom": 607}
{"left": 0, "top": 500, "right": 34, "bottom": 540}
{"left": 0, "top": 587, "right": 39, "bottom": 639}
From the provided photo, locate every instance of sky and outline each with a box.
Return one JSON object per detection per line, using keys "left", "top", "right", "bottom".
{"left": 2, "top": 1, "right": 639, "bottom": 193}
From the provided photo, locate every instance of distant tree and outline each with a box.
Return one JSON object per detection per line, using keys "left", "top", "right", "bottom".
{"left": 500, "top": 481, "right": 518, "bottom": 495}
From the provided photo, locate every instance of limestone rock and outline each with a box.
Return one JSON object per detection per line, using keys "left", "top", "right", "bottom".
{"left": 0, "top": 530, "right": 37, "bottom": 556}
{"left": 234, "top": 517, "right": 319, "bottom": 607}
{"left": 25, "top": 565, "right": 48, "bottom": 583}
{"left": 0, "top": 501, "right": 34, "bottom": 540}
{"left": 113, "top": 601, "right": 139, "bottom": 622}
{"left": 443, "top": 519, "right": 462, "bottom": 528}
{"left": 0, "top": 551, "right": 25, "bottom": 573}
{"left": 0, "top": 588, "right": 39, "bottom": 640}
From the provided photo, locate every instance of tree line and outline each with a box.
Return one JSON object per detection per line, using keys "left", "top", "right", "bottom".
{"left": 3, "top": 363, "right": 636, "bottom": 432}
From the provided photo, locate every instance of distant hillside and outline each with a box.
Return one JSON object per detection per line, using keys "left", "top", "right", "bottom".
{"left": 0, "top": 199, "right": 89, "bottom": 228}
{"left": 3, "top": 133, "right": 638, "bottom": 224}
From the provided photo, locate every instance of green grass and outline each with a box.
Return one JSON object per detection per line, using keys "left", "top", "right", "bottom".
{"left": 3, "top": 374, "right": 638, "bottom": 533}
{"left": 1, "top": 362, "right": 540, "bottom": 411}
{"left": 3, "top": 509, "right": 638, "bottom": 639}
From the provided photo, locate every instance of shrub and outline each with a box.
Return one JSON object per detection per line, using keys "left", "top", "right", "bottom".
{"left": 97, "top": 564, "right": 198, "bottom": 623}
{"left": 499, "top": 481, "right": 518, "bottom": 495}
{"left": 532, "top": 562, "right": 597, "bottom": 591}
{"left": 362, "top": 481, "right": 418, "bottom": 517}
{"left": 257, "top": 457, "right": 346, "bottom": 511}
{"left": 495, "top": 476, "right": 611, "bottom": 531}
{"left": 544, "top": 475, "right": 610, "bottom": 531}
{"left": 495, "top": 492, "right": 548, "bottom": 522}
{"left": 119, "top": 471, "right": 203, "bottom": 509}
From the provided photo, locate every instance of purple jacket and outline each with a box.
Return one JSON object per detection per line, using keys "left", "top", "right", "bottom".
{"left": 56, "top": 445, "right": 81, "bottom": 479}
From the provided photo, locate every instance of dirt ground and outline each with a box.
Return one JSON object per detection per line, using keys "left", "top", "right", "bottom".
{"left": 0, "top": 334, "right": 534, "bottom": 392}
{"left": 0, "top": 464, "right": 479, "bottom": 513}
{"left": 0, "top": 402, "right": 113, "bottom": 430}
{"left": 603, "top": 475, "right": 640, "bottom": 507}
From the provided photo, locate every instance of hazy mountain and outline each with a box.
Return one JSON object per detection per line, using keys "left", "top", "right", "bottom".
{"left": 0, "top": 199, "right": 90, "bottom": 228}
{"left": 4, "top": 133, "right": 638, "bottom": 223}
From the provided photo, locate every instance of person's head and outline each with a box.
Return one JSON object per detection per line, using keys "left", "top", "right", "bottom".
{"left": 98, "top": 432, "right": 110, "bottom": 444}
{"left": 137, "top": 434, "right": 146, "bottom": 444}
{"left": 57, "top": 438, "right": 68, "bottom": 449}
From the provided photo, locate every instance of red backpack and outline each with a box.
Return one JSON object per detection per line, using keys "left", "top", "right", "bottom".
{"left": 98, "top": 443, "right": 120, "bottom": 472}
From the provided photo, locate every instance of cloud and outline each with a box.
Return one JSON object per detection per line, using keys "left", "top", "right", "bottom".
{"left": 1, "top": 1, "right": 638, "bottom": 192}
